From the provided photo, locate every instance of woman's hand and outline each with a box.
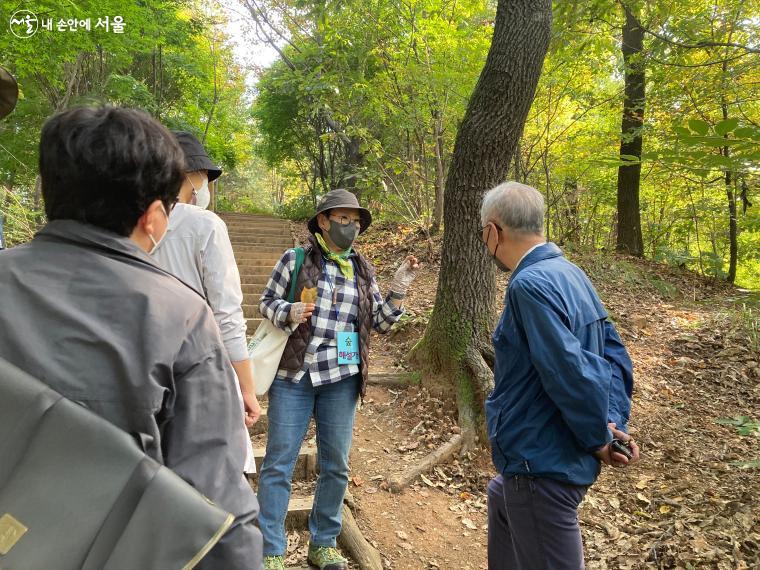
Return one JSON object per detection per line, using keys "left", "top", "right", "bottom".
{"left": 287, "top": 302, "right": 316, "bottom": 324}
{"left": 390, "top": 255, "right": 420, "bottom": 297}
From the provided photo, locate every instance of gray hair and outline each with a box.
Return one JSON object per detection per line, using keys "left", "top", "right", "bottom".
{"left": 480, "top": 181, "right": 545, "bottom": 236}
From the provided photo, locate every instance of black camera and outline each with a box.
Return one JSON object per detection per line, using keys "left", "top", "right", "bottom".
{"left": 610, "top": 438, "right": 633, "bottom": 460}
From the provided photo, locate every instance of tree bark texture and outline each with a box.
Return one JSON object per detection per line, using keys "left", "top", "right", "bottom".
{"left": 616, "top": 4, "right": 645, "bottom": 257}
{"left": 410, "top": 0, "right": 552, "bottom": 443}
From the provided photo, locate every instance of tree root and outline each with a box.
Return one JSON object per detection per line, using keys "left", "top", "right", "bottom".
{"left": 387, "top": 434, "right": 465, "bottom": 493}
{"left": 338, "top": 504, "right": 383, "bottom": 570}
{"left": 367, "top": 373, "right": 410, "bottom": 387}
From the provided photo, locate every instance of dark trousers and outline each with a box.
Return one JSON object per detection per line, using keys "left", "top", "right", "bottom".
{"left": 487, "top": 475, "right": 588, "bottom": 570}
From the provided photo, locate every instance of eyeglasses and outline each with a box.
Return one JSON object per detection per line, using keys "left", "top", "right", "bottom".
{"left": 479, "top": 223, "right": 502, "bottom": 241}
{"left": 330, "top": 215, "right": 362, "bottom": 230}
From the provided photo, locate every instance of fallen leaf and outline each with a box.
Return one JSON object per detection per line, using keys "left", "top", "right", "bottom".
{"left": 461, "top": 518, "right": 478, "bottom": 530}
{"left": 420, "top": 474, "right": 436, "bottom": 487}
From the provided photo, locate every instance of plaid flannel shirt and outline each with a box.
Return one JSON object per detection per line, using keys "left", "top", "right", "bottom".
{"left": 260, "top": 248, "right": 404, "bottom": 387}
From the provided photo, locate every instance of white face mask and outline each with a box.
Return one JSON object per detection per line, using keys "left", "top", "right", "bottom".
{"left": 148, "top": 204, "right": 169, "bottom": 255}
{"left": 189, "top": 175, "right": 210, "bottom": 210}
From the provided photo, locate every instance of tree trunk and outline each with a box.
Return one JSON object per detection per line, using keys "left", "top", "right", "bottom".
{"left": 409, "top": 0, "right": 552, "bottom": 445}
{"left": 721, "top": 61, "right": 737, "bottom": 284}
{"left": 341, "top": 136, "right": 364, "bottom": 198}
{"left": 615, "top": 3, "right": 645, "bottom": 257}
{"left": 431, "top": 108, "right": 445, "bottom": 234}
{"left": 724, "top": 169, "right": 737, "bottom": 283}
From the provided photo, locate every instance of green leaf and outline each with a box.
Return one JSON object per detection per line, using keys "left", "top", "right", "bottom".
{"left": 673, "top": 126, "right": 691, "bottom": 137}
{"left": 734, "top": 127, "right": 756, "bottom": 139}
{"left": 688, "top": 119, "right": 710, "bottom": 136}
{"left": 715, "top": 118, "right": 739, "bottom": 136}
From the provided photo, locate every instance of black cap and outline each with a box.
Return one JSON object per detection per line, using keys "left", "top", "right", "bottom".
{"left": 172, "top": 131, "right": 222, "bottom": 181}
{"left": 307, "top": 189, "right": 372, "bottom": 235}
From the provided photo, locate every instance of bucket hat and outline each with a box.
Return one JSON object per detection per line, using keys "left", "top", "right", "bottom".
{"left": 172, "top": 131, "right": 222, "bottom": 182}
{"left": 308, "top": 189, "right": 372, "bottom": 235}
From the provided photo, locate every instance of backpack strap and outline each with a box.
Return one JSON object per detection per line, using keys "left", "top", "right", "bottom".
{"left": 287, "top": 247, "right": 305, "bottom": 303}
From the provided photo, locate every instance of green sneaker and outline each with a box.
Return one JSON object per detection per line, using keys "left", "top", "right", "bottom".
{"left": 307, "top": 544, "right": 348, "bottom": 570}
{"left": 264, "top": 555, "right": 285, "bottom": 570}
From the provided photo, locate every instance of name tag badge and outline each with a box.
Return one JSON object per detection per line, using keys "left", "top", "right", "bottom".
{"left": 337, "top": 331, "right": 360, "bottom": 365}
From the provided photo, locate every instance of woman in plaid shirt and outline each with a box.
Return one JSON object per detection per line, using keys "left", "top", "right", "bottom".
{"left": 257, "top": 189, "right": 419, "bottom": 570}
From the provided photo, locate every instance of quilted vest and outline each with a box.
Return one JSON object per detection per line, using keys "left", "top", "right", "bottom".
{"left": 278, "top": 236, "right": 375, "bottom": 397}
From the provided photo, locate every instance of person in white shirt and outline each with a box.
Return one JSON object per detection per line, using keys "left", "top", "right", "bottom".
{"left": 152, "top": 131, "right": 260, "bottom": 473}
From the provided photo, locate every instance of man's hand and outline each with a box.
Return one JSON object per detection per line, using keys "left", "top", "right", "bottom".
{"left": 242, "top": 390, "right": 261, "bottom": 428}
{"left": 287, "top": 302, "right": 316, "bottom": 324}
{"left": 594, "top": 423, "right": 640, "bottom": 467}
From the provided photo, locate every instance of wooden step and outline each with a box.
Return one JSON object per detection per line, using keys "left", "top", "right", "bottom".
{"left": 246, "top": 318, "right": 262, "bottom": 334}
{"left": 238, "top": 263, "right": 274, "bottom": 276}
{"left": 230, "top": 241, "right": 293, "bottom": 250}
{"left": 240, "top": 267, "right": 272, "bottom": 285}
{"left": 244, "top": 292, "right": 268, "bottom": 305}
{"left": 233, "top": 244, "right": 289, "bottom": 254}
{"left": 251, "top": 444, "right": 318, "bottom": 481}
{"left": 235, "top": 252, "right": 286, "bottom": 262}
{"left": 227, "top": 227, "right": 290, "bottom": 236}
{"left": 218, "top": 213, "right": 284, "bottom": 221}
{"left": 237, "top": 262, "right": 281, "bottom": 273}
{"left": 285, "top": 496, "right": 314, "bottom": 529}
{"left": 225, "top": 225, "right": 290, "bottom": 235}
{"left": 222, "top": 217, "right": 289, "bottom": 225}
{"left": 228, "top": 233, "right": 293, "bottom": 244}
{"left": 241, "top": 283, "right": 269, "bottom": 294}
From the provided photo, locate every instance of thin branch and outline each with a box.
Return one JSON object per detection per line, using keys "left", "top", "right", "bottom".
{"left": 242, "top": 0, "right": 298, "bottom": 70}
{"left": 646, "top": 52, "right": 749, "bottom": 68}
{"left": 617, "top": 0, "right": 759, "bottom": 54}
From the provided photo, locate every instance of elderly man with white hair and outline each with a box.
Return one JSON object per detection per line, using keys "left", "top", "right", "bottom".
{"left": 480, "top": 181, "right": 640, "bottom": 569}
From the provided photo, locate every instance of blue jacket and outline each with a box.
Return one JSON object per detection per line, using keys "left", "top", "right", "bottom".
{"left": 487, "top": 243, "right": 633, "bottom": 486}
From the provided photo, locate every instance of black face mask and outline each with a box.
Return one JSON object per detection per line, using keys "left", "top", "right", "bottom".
{"left": 327, "top": 221, "right": 358, "bottom": 251}
{"left": 486, "top": 225, "right": 510, "bottom": 273}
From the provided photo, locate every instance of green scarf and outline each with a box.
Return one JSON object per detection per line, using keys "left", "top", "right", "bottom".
{"left": 316, "top": 233, "right": 355, "bottom": 279}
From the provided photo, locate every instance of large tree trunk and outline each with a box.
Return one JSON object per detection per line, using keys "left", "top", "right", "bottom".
{"left": 615, "top": 4, "right": 645, "bottom": 257}
{"left": 409, "top": 0, "right": 552, "bottom": 445}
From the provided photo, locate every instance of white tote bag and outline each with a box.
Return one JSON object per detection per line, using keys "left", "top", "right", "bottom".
{"left": 248, "top": 320, "right": 290, "bottom": 396}
{"left": 248, "top": 247, "right": 304, "bottom": 396}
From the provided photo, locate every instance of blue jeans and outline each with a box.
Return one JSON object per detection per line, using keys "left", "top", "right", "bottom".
{"left": 257, "top": 372, "right": 359, "bottom": 556}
